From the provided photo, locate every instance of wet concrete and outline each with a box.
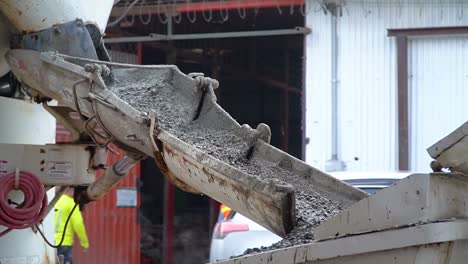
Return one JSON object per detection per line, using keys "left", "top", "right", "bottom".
{"left": 108, "top": 68, "right": 192, "bottom": 133}
{"left": 239, "top": 161, "right": 344, "bottom": 254}
{"left": 108, "top": 67, "right": 349, "bottom": 252}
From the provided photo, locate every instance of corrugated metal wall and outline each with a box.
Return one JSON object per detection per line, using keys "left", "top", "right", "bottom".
{"left": 74, "top": 151, "right": 141, "bottom": 264}
{"left": 409, "top": 36, "right": 468, "bottom": 171}
{"left": 56, "top": 49, "right": 141, "bottom": 263}
{"left": 305, "top": 0, "right": 468, "bottom": 172}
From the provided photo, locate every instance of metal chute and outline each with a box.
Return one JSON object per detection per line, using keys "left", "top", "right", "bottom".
{"left": 428, "top": 122, "right": 468, "bottom": 175}
{"left": 6, "top": 49, "right": 367, "bottom": 237}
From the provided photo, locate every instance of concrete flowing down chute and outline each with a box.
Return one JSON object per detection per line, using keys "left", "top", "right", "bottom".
{"left": 6, "top": 49, "right": 367, "bottom": 237}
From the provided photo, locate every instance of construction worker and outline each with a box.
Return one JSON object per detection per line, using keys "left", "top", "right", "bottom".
{"left": 54, "top": 188, "right": 89, "bottom": 264}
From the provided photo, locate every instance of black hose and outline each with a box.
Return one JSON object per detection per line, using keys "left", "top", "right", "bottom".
{"left": 0, "top": 72, "right": 13, "bottom": 97}
{"left": 36, "top": 202, "right": 79, "bottom": 248}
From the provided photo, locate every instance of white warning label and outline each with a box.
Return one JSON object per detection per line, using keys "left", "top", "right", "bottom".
{"left": 0, "top": 160, "right": 9, "bottom": 175}
{"left": 46, "top": 161, "right": 73, "bottom": 180}
{"left": 0, "top": 255, "right": 41, "bottom": 264}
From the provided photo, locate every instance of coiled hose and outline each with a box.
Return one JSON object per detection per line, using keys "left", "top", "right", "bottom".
{"left": 0, "top": 171, "right": 47, "bottom": 237}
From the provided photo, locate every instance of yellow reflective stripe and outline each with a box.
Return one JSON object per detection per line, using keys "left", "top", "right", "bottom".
{"left": 55, "top": 209, "right": 62, "bottom": 233}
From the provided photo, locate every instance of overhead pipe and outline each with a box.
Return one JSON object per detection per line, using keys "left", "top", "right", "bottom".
{"left": 325, "top": 3, "right": 345, "bottom": 172}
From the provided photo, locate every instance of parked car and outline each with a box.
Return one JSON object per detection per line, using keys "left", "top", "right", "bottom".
{"left": 209, "top": 172, "right": 410, "bottom": 262}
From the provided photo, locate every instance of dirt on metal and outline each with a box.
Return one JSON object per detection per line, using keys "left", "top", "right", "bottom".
{"left": 108, "top": 68, "right": 349, "bottom": 252}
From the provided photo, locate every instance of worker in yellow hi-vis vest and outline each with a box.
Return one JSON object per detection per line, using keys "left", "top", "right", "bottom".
{"left": 54, "top": 188, "right": 89, "bottom": 264}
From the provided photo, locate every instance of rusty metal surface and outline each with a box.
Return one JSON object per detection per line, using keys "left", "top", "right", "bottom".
{"left": 6, "top": 49, "right": 366, "bottom": 237}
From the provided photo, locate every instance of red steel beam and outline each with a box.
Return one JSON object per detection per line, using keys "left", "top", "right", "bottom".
{"left": 396, "top": 36, "right": 409, "bottom": 171}
{"left": 388, "top": 26, "right": 468, "bottom": 37}
{"left": 111, "top": 0, "right": 305, "bottom": 17}
{"left": 162, "top": 181, "right": 175, "bottom": 264}
{"left": 137, "top": 42, "right": 143, "bottom": 65}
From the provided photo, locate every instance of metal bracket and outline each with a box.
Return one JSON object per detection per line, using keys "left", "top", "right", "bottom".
{"left": 71, "top": 78, "right": 117, "bottom": 152}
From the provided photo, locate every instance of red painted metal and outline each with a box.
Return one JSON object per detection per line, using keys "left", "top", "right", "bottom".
{"left": 395, "top": 36, "right": 409, "bottom": 171}
{"left": 162, "top": 181, "right": 174, "bottom": 264}
{"left": 137, "top": 43, "right": 143, "bottom": 65}
{"left": 56, "top": 125, "right": 141, "bottom": 264}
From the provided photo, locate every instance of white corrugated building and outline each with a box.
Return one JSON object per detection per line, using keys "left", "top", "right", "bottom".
{"left": 305, "top": 0, "right": 468, "bottom": 172}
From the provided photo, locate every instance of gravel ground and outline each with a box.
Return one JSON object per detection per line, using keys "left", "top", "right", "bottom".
{"left": 108, "top": 68, "right": 349, "bottom": 253}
